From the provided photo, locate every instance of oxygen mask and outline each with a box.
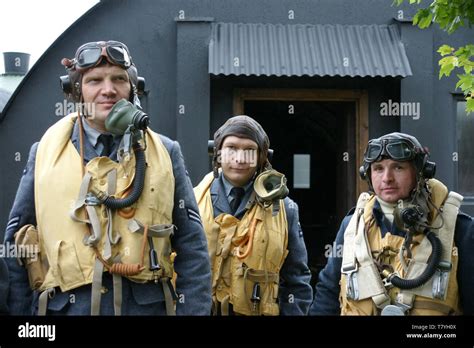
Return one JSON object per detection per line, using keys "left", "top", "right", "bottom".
{"left": 253, "top": 169, "right": 289, "bottom": 215}
{"left": 105, "top": 98, "right": 149, "bottom": 161}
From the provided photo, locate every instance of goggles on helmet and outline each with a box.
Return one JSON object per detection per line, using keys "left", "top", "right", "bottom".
{"left": 73, "top": 41, "right": 132, "bottom": 71}
{"left": 364, "top": 138, "right": 418, "bottom": 163}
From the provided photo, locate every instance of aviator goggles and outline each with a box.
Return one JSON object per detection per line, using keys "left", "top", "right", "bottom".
{"left": 73, "top": 40, "right": 132, "bottom": 71}
{"left": 364, "top": 138, "right": 419, "bottom": 163}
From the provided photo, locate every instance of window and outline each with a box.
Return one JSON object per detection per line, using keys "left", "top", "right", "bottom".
{"left": 456, "top": 101, "right": 474, "bottom": 196}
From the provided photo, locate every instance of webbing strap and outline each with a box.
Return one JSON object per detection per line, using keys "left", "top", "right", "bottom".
{"left": 341, "top": 193, "right": 370, "bottom": 273}
{"left": 437, "top": 192, "right": 462, "bottom": 263}
{"left": 413, "top": 299, "right": 455, "bottom": 315}
{"left": 107, "top": 169, "right": 117, "bottom": 196}
{"left": 70, "top": 172, "right": 93, "bottom": 224}
{"left": 161, "top": 278, "right": 176, "bottom": 316}
{"left": 103, "top": 169, "right": 118, "bottom": 261}
{"left": 37, "top": 288, "right": 55, "bottom": 316}
{"left": 113, "top": 273, "right": 122, "bottom": 316}
{"left": 91, "top": 258, "right": 104, "bottom": 315}
{"left": 84, "top": 205, "right": 102, "bottom": 246}
{"left": 341, "top": 193, "right": 390, "bottom": 307}
{"left": 128, "top": 219, "right": 175, "bottom": 238}
{"left": 354, "top": 218, "right": 390, "bottom": 308}
{"left": 103, "top": 211, "right": 112, "bottom": 261}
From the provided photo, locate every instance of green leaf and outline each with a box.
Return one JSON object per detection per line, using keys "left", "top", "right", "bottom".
{"left": 455, "top": 74, "right": 474, "bottom": 92}
{"left": 419, "top": 12, "right": 434, "bottom": 28}
{"left": 414, "top": 9, "right": 434, "bottom": 28}
{"left": 439, "top": 56, "right": 459, "bottom": 78}
{"left": 439, "top": 64, "right": 454, "bottom": 78}
{"left": 438, "top": 44, "right": 454, "bottom": 56}
{"left": 467, "top": 45, "right": 474, "bottom": 56}
{"left": 466, "top": 97, "right": 474, "bottom": 114}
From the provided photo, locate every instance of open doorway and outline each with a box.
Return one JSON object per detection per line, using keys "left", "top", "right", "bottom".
{"left": 235, "top": 89, "right": 368, "bottom": 285}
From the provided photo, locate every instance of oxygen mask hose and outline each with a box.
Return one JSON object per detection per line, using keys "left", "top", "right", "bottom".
{"left": 389, "top": 199, "right": 443, "bottom": 289}
{"left": 94, "top": 145, "right": 146, "bottom": 209}
{"left": 388, "top": 230, "right": 442, "bottom": 289}
{"left": 92, "top": 99, "right": 149, "bottom": 209}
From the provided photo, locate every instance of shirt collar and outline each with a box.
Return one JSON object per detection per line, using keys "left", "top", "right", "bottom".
{"left": 82, "top": 117, "right": 120, "bottom": 150}
{"left": 81, "top": 117, "right": 104, "bottom": 148}
{"left": 221, "top": 174, "right": 254, "bottom": 200}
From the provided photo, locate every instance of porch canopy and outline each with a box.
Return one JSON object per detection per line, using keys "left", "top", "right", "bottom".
{"left": 209, "top": 22, "right": 412, "bottom": 77}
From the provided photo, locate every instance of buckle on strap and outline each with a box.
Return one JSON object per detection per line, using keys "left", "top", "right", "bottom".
{"left": 341, "top": 262, "right": 359, "bottom": 300}
{"left": 85, "top": 192, "right": 101, "bottom": 206}
{"left": 381, "top": 303, "right": 410, "bottom": 316}
{"left": 432, "top": 261, "right": 452, "bottom": 299}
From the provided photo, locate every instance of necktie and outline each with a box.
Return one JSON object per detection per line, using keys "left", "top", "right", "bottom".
{"left": 230, "top": 187, "right": 245, "bottom": 215}
{"left": 98, "top": 134, "right": 114, "bottom": 157}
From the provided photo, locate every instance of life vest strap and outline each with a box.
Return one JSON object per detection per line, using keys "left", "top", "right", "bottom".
{"left": 161, "top": 277, "right": 176, "bottom": 316}
{"left": 91, "top": 258, "right": 104, "bottom": 315}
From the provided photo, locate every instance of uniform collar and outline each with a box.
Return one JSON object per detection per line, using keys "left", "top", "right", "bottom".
{"left": 71, "top": 117, "right": 120, "bottom": 162}
{"left": 81, "top": 117, "right": 104, "bottom": 148}
{"left": 81, "top": 117, "right": 121, "bottom": 159}
{"left": 210, "top": 173, "right": 254, "bottom": 218}
{"left": 221, "top": 173, "right": 253, "bottom": 203}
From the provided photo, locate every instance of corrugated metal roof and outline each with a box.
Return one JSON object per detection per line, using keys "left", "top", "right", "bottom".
{"left": 209, "top": 22, "right": 412, "bottom": 77}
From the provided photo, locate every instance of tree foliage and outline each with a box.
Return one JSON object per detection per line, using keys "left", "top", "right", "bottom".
{"left": 395, "top": 0, "right": 474, "bottom": 112}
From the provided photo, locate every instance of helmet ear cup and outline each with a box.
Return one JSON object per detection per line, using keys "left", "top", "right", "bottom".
{"left": 208, "top": 140, "right": 215, "bottom": 156}
{"left": 60, "top": 75, "right": 72, "bottom": 94}
{"left": 359, "top": 165, "right": 367, "bottom": 181}
{"left": 136, "top": 77, "right": 145, "bottom": 95}
{"left": 423, "top": 160, "right": 436, "bottom": 179}
{"left": 416, "top": 151, "right": 436, "bottom": 179}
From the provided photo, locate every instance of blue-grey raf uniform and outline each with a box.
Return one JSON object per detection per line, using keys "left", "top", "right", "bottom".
{"left": 0, "top": 257, "right": 8, "bottom": 314}
{"left": 4, "top": 118, "right": 212, "bottom": 315}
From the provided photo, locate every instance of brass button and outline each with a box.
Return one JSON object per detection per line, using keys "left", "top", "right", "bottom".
{"left": 100, "top": 286, "right": 108, "bottom": 294}
{"left": 99, "top": 179, "right": 106, "bottom": 186}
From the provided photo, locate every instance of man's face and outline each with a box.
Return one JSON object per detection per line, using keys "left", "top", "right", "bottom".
{"left": 370, "top": 159, "right": 417, "bottom": 203}
{"left": 220, "top": 135, "right": 259, "bottom": 187}
{"left": 81, "top": 64, "right": 131, "bottom": 132}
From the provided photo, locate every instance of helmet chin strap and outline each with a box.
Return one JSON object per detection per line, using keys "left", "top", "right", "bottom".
{"left": 75, "top": 89, "right": 91, "bottom": 119}
{"left": 131, "top": 84, "right": 142, "bottom": 108}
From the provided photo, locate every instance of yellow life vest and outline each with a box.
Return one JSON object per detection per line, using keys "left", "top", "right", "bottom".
{"left": 194, "top": 172, "right": 289, "bottom": 315}
{"left": 34, "top": 114, "right": 175, "bottom": 292}
{"left": 340, "top": 179, "right": 461, "bottom": 315}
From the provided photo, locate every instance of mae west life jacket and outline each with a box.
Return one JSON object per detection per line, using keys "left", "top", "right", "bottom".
{"left": 34, "top": 114, "right": 176, "bottom": 293}
{"left": 340, "top": 179, "right": 462, "bottom": 315}
{"left": 194, "top": 172, "right": 289, "bottom": 315}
